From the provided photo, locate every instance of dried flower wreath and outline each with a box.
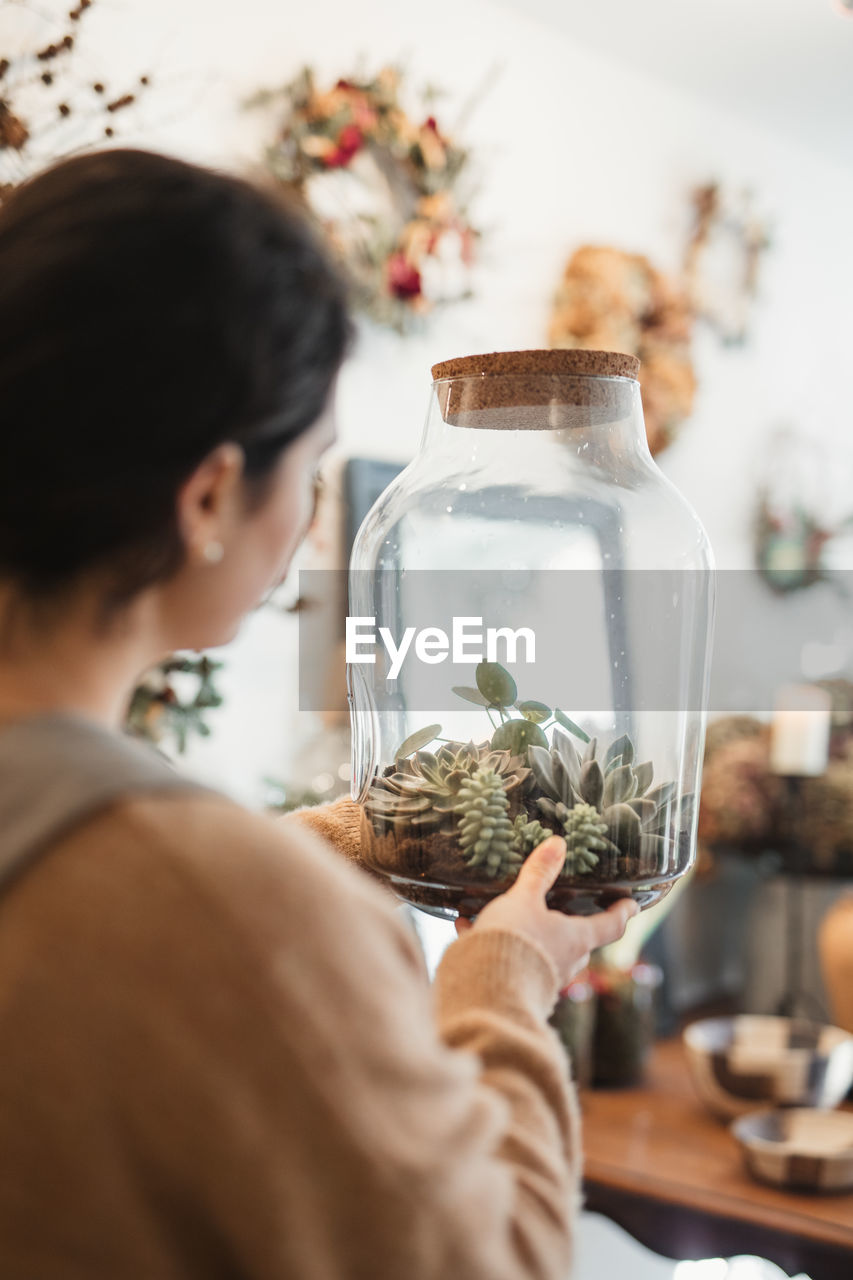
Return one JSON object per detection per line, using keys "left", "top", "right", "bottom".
{"left": 548, "top": 245, "right": 696, "bottom": 456}
{"left": 251, "top": 65, "right": 479, "bottom": 331}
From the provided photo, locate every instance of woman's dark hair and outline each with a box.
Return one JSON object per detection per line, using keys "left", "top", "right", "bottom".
{"left": 0, "top": 148, "right": 351, "bottom": 605}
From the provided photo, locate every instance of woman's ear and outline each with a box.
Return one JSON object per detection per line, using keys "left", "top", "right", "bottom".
{"left": 176, "top": 443, "right": 246, "bottom": 560}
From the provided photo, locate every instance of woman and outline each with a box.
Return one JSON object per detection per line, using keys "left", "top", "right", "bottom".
{"left": 0, "top": 150, "right": 637, "bottom": 1279}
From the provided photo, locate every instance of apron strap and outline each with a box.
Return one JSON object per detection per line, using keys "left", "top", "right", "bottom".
{"left": 0, "top": 712, "right": 210, "bottom": 895}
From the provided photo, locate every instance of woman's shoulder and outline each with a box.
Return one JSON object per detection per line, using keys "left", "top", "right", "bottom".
{"left": 2, "top": 784, "right": 420, "bottom": 998}
{"left": 97, "top": 788, "right": 408, "bottom": 945}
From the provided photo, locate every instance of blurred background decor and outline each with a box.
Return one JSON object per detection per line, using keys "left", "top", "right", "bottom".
{"left": 249, "top": 65, "right": 480, "bottom": 331}
{"left": 550, "top": 959, "right": 663, "bottom": 1089}
{"left": 547, "top": 244, "right": 696, "bottom": 455}
{"left": 682, "top": 181, "right": 771, "bottom": 347}
{"left": 588, "top": 959, "right": 663, "bottom": 1087}
{"left": 754, "top": 427, "right": 853, "bottom": 595}
{"left": 697, "top": 716, "right": 785, "bottom": 858}
{"left": 0, "top": 0, "right": 152, "bottom": 201}
{"left": 699, "top": 686, "right": 853, "bottom": 879}
{"left": 125, "top": 655, "right": 225, "bottom": 756}
{"left": 755, "top": 499, "right": 837, "bottom": 596}
{"left": 819, "top": 893, "right": 853, "bottom": 1034}
{"left": 549, "top": 973, "right": 596, "bottom": 1088}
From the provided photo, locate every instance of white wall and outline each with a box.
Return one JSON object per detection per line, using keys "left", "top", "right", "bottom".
{"left": 44, "top": 0, "right": 853, "bottom": 798}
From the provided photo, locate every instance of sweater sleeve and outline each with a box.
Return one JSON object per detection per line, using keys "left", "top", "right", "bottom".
{"left": 282, "top": 795, "right": 373, "bottom": 873}
{"left": 279, "top": 795, "right": 582, "bottom": 1273}
{"left": 15, "top": 793, "right": 581, "bottom": 1280}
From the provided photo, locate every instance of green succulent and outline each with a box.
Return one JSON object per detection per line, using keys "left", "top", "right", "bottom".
{"left": 511, "top": 812, "right": 554, "bottom": 857}
{"left": 452, "top": 662, "right": 587, "bottom": 757}
{"left": 529, "top": 728, "right": 683, "bottom": 869}
{"left": 558, "top": 802, "right": 609, "bottom": 875}
{"left": 454, "top": 768, "right": 523, "bottom": 880}
{"left": 366, "top": 660, "right": 692, "bottom": 885}
{"left": 366, "top": 738, "right": 529, "bottom": 831}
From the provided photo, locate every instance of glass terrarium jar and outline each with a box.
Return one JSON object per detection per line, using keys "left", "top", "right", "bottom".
{"left": 348, "top": 350, "right": 714, "bottom": 919}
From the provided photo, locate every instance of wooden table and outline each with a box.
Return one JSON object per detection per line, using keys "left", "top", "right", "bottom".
{"left": 580, "top": 1038, "right": 853, "bottom": 1279}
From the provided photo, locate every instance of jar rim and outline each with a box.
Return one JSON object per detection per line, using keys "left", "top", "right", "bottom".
{"left": 430, "top": 349, "right": 640, "bottom": 383}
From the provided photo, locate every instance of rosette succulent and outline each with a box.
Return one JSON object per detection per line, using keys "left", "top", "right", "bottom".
{"left": 365, "top": 738, "right": 530, "bottom": 831}
{"left": 529, "top": 728, "right": 684, "bottom": 872}
{"left": 362, "top": 658, "right": 690, "bottom": 896}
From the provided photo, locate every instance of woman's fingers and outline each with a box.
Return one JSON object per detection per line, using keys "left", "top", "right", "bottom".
{"left": 583, "top": 898, "right": 640, "bottom": 950}
{"left": 459, "top": 845, "right": 639, "bottom": 990}
{"left": 514, "top": 836, "right": 566, "bottom": 899}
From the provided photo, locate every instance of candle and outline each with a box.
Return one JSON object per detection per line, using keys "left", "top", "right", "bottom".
{"left": 769, "top": 684, "right": 832, "bottom": 776}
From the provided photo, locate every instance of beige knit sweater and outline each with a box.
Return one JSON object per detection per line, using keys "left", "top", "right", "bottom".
{"left": 0, "top": 787, "right": 580, "bottom": 1278}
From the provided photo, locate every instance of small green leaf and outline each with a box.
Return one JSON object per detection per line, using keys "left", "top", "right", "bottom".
{"left": 605, "top": 802, "right": 642, "bottom": 845}
{"left": 603, "top": 763, "right": 638, "bottom": 808}
{"left": 528, "top": 744, "right": 557, "bottom": 794}
{"left": 579, "top": 759, "right": 604, "bottom": 808}
{"left": 646, "top": 781, "right": 677, "bottom": 809}
{"left": 554, "top": 709, "right": 591, "bottom": 743}
{"left": 605, "top": 733, "right": 634, "bottom": 768}
{"left": 516, "top": 699, "right": 551, "bottom": 724}
{"left": 452, "top": 686, "right": 493, "bottom": 707}
{"left": 414, "top": 751, "right": 440, "bottom": 782}
{"left": 475, "top": 662, "right": 517, "bottom": 707}
{"left": 395, "top": 723, "right": 442, "bottom": 760}
{"left": 552, "top": 729, "right": 582, "bottom": 789}
{"left": 633, "top": 760, "right": 654, "bottom": 795}
{"left": 627, "top": 798, "right": 657, "bottom": 825}
{"left": 490, "top": 719, "right": 548, "bottom": 756}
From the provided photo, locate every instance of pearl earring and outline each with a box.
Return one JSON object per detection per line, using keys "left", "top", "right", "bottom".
{"left": 202, "top": 540, "right": 225, "bottom": 565}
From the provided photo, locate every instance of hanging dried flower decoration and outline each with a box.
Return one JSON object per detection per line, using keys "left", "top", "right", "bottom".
{"left": 752, "top": 426, "right": 853, "bottom": 594}
{"left": 250, "top": 66, "right": 479, "bottom": 332}
{"left": 754, "top": 499, "right": 836, "bottom": 595}
{"left": 683, "top": 182, "right": 771, "bottom": 347}
{"left": 548, "top": 245, "right": 696, "bottom": 456}
{"left": 0, "top": 0, "right": 152, "bottom": 203}
{"left": 125, "top": 656, "right": 225, "bottom": 756}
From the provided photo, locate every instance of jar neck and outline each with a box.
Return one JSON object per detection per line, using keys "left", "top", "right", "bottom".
{"left": 423, "top": 376, "right": 651, "bottom": 473}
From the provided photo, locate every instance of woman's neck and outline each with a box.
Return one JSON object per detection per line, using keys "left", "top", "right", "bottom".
{"left": 0, "top": 586, "right": 166, "bottom": 730}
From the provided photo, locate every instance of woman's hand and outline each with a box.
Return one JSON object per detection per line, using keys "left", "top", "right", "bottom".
{"left": 457, "top": 836, "right": 640, "bottom": 990}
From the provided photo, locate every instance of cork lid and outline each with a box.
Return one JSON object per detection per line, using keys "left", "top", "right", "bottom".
{"left": 431, "top": 349, "right": 639, "bottom": 381}
{"left": 430, "top": 349, "right": 640, "bottom": 429}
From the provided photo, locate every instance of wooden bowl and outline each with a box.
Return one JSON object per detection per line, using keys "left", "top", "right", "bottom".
{"left": 732, "top": 1107, "right": 853, "bottom": 1192}
{"left": 683, "top": 1015, "right": 853, "bottom": 1120}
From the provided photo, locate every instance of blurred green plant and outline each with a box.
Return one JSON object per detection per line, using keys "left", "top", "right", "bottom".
{"left": 125, "top": 655, "right": 224, "bottom": 755}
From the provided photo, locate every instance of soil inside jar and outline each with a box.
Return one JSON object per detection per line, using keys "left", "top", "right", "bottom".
{"left": 367, "top": 817, "right": 689, "bottom": 919}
